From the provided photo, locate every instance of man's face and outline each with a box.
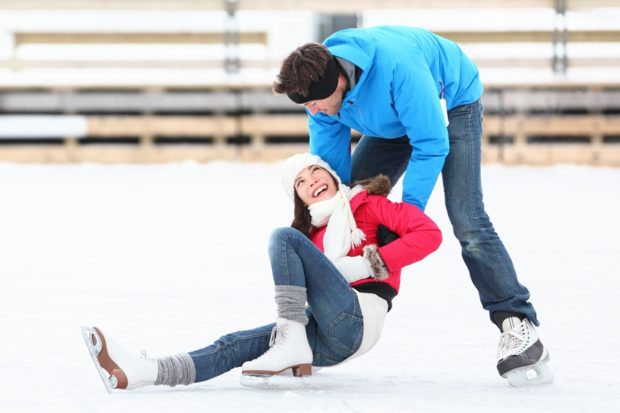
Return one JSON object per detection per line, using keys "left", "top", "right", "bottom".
{"left": 302, "top": 74, "right": 346, "bottom": 116}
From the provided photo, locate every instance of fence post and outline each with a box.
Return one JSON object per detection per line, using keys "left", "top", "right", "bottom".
{"left": 552, "top": 0, "right": 568, "bottom": 74}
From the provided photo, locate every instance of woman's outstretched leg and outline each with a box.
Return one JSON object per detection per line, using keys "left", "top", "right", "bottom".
{"left": 83, "top": 227, "right": 360, "bottom": 389}
{"left": 189, "top": 323, "right": 273, "bottom": 382}
{"left": 82, "top": 322, "right": 274, "bottom": 391}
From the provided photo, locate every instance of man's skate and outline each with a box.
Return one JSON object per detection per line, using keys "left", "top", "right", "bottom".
{"left": 81, "top": 326, "right": 157, "bottom": 392}
{"left": 496, "top": 317, "right": 554, "bottom": 387}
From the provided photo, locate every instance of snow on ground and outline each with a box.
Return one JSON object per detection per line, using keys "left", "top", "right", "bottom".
{"left": 0, "top": 161, "right": 619, "bottom": 413}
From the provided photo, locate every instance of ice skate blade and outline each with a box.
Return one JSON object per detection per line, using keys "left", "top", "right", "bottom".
{"left": 503, "top": 352, "right": 554, "bottom": 387}
{"left": 240, "top": 372, "right": 312, "bottom": 390}
{"left": 81, "top": 326, "right": 128, "bottom": 393}
{"left": 242, "top": 363, "right": 312, "bottom": 378}
{"left": 82, "top": 326, "right": 114, "bottom": 393}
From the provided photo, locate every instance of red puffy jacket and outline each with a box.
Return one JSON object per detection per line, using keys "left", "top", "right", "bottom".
{"left": 310, "top": 180, "right": 442, "bottom": 294}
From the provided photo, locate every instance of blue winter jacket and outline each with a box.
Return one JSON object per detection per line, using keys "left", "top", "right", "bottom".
{"left": 308, "top": 26, "right": 483, "bottom": 210}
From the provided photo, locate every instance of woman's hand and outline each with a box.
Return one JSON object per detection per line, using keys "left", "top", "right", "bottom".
{"left": 333, "top": 256, "right": 373, "bottom": 283}
{"left": 333, "top": 246, "right": 390, "bottom": 283}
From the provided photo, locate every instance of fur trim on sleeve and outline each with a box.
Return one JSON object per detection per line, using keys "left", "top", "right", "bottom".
{"left": 363, "top": 244, "right": 390, "bottom": 280}
{"left": 353, "top": 175, "right": 392, "bottom": 196}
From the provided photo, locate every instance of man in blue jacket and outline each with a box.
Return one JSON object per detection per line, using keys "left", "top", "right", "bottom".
{"left": 274, "top": 26, "right": 552, "bottom": 386}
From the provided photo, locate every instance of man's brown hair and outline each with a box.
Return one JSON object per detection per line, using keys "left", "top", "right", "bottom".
{"left": 273, "top": 42, "right": 332, "bottom": 97}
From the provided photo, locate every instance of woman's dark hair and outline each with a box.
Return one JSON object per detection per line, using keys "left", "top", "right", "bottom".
{"left": 273, "top": 42, "right": 332, "bottom": 97}
{"left": 291, "top": 191, "right": 312, "bottom": 238}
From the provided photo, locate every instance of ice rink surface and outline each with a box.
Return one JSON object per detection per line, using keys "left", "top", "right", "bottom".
{"left": 1, "top": 161, "right": 618, "bottom": 412}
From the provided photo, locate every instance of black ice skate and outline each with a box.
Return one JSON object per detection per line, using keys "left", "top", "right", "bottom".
{"left": 496, "top": 317, "right": 554, "bottom": 387}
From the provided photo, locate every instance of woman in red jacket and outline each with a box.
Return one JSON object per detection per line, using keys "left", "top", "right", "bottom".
{"left": 82, "top": 153, "right": 441, "bottom": 392}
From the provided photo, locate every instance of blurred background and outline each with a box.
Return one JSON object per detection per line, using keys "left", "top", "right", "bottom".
{"left": 0, "top": 0, "right": 619, "bottom": 165}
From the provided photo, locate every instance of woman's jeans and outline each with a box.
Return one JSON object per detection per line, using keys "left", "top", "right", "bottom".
{"left": 189, "top": 227, "right": 363, "bottom": 383}
{"left": 351, "top": 99, "right": 538, "bottom": 326}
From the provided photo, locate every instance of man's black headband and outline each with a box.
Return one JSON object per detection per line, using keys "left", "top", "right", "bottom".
{"left": 287, "top": 58, "right": 340, "bottom": 104}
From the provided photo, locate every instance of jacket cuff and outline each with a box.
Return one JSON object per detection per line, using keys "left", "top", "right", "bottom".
{"left": 363, "top": 244, "right": 390, "bottom": 281}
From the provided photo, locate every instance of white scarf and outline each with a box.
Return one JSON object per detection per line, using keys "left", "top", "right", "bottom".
{"left": 308, "top": 184, "right": 366, "bottom": 260}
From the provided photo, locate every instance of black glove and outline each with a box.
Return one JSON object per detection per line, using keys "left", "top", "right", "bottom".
{"left": 377, "top": 224, "right": 399, "bottom": 246}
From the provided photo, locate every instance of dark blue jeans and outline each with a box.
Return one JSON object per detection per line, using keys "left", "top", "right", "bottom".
{"left": 189, "top": 227, "right": 363, "bottom": 382}
{"left": 351, "top": 99, "right": 538, "bottom": 326}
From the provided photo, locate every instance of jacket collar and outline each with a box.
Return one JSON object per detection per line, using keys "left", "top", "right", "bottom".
{"left": 325, "top": 31, "right": 375, "bottom": 104}
{"left": 349, "top": 189, "right": 369, "bottom": 212}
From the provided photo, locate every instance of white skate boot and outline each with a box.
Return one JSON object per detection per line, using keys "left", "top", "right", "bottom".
{"left": 241, "top": 318, "right": 313, "bottom": 377}
{"left": 81, "top": 326, "right": 158, "bottom": 392}
{"left": 496, "top": 317, "right": 554, "bottom": 387}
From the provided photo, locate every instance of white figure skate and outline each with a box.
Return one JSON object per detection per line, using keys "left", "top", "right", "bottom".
{"left": 81, "top": 326, "right": 157, "bottom": 392}
{"left": 241, "top": 318, "right": 312, "bottom": 378}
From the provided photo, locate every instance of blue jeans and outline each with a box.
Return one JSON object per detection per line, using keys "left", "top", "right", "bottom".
{"left": 351, "top": 99, "right": 538, "bottom": 326}
{"left": 189, "top": 227, "right": 363, "bottom": 382}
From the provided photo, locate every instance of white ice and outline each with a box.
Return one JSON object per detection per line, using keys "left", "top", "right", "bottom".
{"left": 0, "top": 161, "right": 619, "bottom": 412}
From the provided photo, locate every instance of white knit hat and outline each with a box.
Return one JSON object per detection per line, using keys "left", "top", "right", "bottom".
{"left": 282, "top": 153, "right": 341, "bottom": 201}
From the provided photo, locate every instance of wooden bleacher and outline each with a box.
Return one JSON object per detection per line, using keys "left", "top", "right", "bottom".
{"left": 3, "top": 28, "right": 617, "bottom": 71}
{"left": 0, "top": 0, "right": 615, "bottom": 11}
{"left": 2, "top": 99, "right": 619, "bottom": 165}
{"left": 0, "top": 0, "right": 619, "bottom": 165}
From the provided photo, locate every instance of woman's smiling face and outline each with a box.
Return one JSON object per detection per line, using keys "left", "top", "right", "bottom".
{"left": 294, "top": 165, "right": 338, "bottom": 206}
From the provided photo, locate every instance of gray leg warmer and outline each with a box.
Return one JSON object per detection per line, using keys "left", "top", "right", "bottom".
{"left": 155, "top": 353, "right": 196, "bottom": 387}
{"left": 275, "top": 285, "right": 308, "bottom": 325}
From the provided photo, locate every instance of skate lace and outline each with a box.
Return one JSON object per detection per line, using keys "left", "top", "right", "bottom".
{"left": 140, "top": 349, "right": 154, "bottom": 361}
{"left": 269, "top": 325, "right": 287, "bottom": 348}
{"left": 497, "top": 321, "right": 529, "bottom": 360}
